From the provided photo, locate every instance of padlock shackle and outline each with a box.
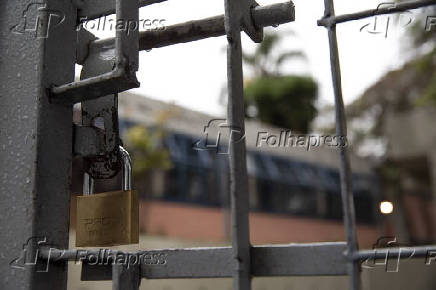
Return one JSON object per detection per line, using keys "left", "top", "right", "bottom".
{"left": 83, "top": 172, "right": 94, "bottom": 196}
{"left": 120, "top": 146, "right": 132, "bottom": 191}
{"left": 82, "top": 146, "right": 131, "bottom": 194}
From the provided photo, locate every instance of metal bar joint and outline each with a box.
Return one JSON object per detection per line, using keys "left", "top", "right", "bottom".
{"left": 50, "top": 0, "right": 140, "bottom": 105}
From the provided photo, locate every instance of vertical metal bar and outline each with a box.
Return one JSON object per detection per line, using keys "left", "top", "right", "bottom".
{"left": 224, "top": 1, "right": 252, "bottom": 289}
{"left": 218, "top": 158, "right": 231, "bottom": 241}
{"left": 0, "top": 0, "right": 76, "bottom": 289}
{"left": 116, "top": 0, "right": 139, "bottom": 72}
{"left": 322, "top": 0, "right": 361, "bottom": 289}
{"left": 112, "top": 263, "right": 140, "bottom": 290}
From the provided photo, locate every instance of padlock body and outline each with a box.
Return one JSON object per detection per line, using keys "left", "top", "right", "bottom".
{"left": 76, "top": 190, "right": 139, "bottom": 247}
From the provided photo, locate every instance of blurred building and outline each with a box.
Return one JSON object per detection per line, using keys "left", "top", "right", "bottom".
{"left": 112, "top": 92, "right": 382, "bottom": 247}
{"left": 383, "top": 106, "right": 436, "bottom": 244}
{"left": 69, "top": 93, "right": 436, "bottom": 290}
{"left": 344, "top": 55, "right": 436, "bottom": 245}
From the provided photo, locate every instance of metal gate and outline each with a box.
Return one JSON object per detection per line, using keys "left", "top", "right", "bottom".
{"left": 1, "top": 0, "right": 436, "bottom": 290}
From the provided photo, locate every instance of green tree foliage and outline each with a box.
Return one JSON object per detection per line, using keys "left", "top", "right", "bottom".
{"left": 242, "top": 32, "right": 318, "bottom": 133}
{"left": 124, "top": 110, "right": 174, "bottom": 176}
{"left": 413, "top": 48, "right": 436, "bottom": 105}
{"left": 245, "top": 76, "right": 318, "bottom": 133}
{"left": 243, "top": 33, "right": 306, "bottom": 78}
{"left": 402, "top": 3, "right": 436, "bottom": 104}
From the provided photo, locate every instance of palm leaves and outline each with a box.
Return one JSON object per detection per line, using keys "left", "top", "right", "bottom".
{"left": 241, "top": 31, "right": 317, "bottom": 133}
{"left": 242, "top": 32, "right": 306, "bottom": 77}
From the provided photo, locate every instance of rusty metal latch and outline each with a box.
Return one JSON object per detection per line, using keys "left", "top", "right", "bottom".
{"left": 50, "top": 0, "right": 139, "bottom": 104}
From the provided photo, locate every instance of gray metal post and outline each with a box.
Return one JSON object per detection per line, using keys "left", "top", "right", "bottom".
{"left": 0, "top": 0, "right": 76, "bottom": 289}
{"left": 224, "top": 1, "right": 252, "bottom": 290}
{"left": 322, "top": 0, "right": 361, "bottom": 289}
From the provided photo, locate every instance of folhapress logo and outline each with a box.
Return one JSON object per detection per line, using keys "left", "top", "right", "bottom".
{"left": 359, "top": 2, "right": 413, "bottom": 38}
{"left": 192, "top": 119, "right": 245, "bottom": 154}
{"left": 361, "top": 237, "right": 415, "bottom": 272}
{"left": 10, "top": 236, "right": 53, "bottom": 272}
{"left": 10, "top": 2, "right": 65, "bottom": 39}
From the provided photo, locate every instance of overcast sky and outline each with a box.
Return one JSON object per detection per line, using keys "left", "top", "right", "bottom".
{"left": 84, "top": 0, "right": 422, "bottom": 116}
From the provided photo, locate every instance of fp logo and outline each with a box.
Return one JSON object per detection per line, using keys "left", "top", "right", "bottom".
{"left": 360, "top": 2, "right": 413, "bottom": 38}
{"left": 10, "top": 236, "right": 61, "bottom": 273}
{"left": 10, "top": 2, "right": 65, "bottom": 39}
{"left": 192, "top": 119, "right": 245, "bottom": 154}
{"left": 361, "top": 237, "right": 415, "bottom": 272}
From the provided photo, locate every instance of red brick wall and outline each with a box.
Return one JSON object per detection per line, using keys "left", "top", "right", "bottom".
{"left": 139, "top": 201, "right": 377, "bottom": 247}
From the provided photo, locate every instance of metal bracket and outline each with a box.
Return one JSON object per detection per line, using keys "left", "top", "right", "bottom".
{"left": 227, "top": 0, "right": 264, "bottom": 43}
{"left": 76, "top": 29, "right": 97, "bottom": 66}
{"left": 80, "top": 86, "right": 122, "bottom": 178}
{"left": 74, "top": 30, "right": 124, "bottom": 178}
{"left": 73, "top": 125, "right": 106, "bottom": 156}
{"left": 50, "top": 0, "right": 140, "bottom": 104}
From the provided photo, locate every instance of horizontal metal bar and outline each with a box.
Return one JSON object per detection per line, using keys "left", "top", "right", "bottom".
{"left": 138, "top": 15, "right": 224, "bottom": 51}
{"left": 318, "top": 0, "right": 436, "bottom": 27}
{"left": 51, "top": 1, "right": 292, "bottom": 104}
{"left": 50, "top": 67, "right": 139, "bottom": 105}
{"left": 140, "top": 246, "right": 233, "bottom": 279}
{"left": 252, "top": 1, "right": 295, "bottom": 28}
{"left": 352, "top": 245, "right": 436, "bottom": 261}
{"left": 78, "top": 0, "right": 167, "bottom": 21}
{"left": 41, "top": 242, "right": 348, "bottom": 279}
{"left": 93, "top": 1, "right": 295, "bottom": 51}
{"left": 251, "top": 243, "right": 347, "bottom": 277}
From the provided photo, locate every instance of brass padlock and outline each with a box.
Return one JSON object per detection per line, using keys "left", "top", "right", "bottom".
{"left": 76, "top": 146, "right": 139, "bottom": 247}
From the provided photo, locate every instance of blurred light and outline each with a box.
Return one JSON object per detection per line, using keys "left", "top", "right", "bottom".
{"left": 379, "top": 201, "right": 393, "bottom": 214}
